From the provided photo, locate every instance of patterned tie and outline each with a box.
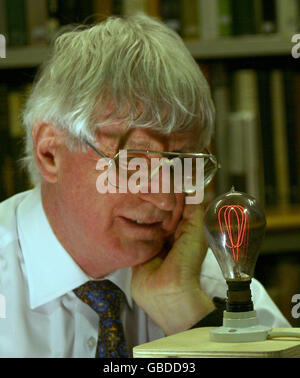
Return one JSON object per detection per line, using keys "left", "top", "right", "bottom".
{"left": 73, "top": 280, "right": 130, "bottom": 358}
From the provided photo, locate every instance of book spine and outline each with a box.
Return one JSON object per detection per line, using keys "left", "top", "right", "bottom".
{"left": 260, "top": 0, "right": 277, "bottom": 33}
{"left": 146, "top": 0, "right": 161, "bottom": 19}
{"left": 257, "top": 70, "right": 277, "bottom": 206}
{"left": 123, "top": 0, "right": 147, "bottom": 16}
{"left": 295, "top": 73, "right": 300, "bottom": 204}
{"left": 180, "top": 0, "right": 199, "bottom": 40}
{"left": 198, "top": 0, "right": 218, "bottom": 40}
{"left": 25, "top": 0, "right": 48, "bottom": 45}
{"left": 76, "top": 0, "right": 94, "bottom": 24}
{"left": 0, "top": 0, "right": 7, "bottom": 38}
{"left": 93, "top": 0, "right": 113, "bottom": 21}
{"left": 112, "top": 0, "right": 123, "bottom": 15}
{"left": 6, "top": 0, "right": 28, "bottom": 46}
{"left": 56, "top": 0, "right": 94, "bottom": 25}
{"left": 231, "top": 69, "right": 264, "bottom": 202}
{"left": 7, "top": 85, "right": 31, "bottom": 195}
{"left": 160, "top": 0, "right": 181, "bottom": 35}
{"left": 231, "top": 0, "right": 256, "bottom": 35}
{"left": 218, "top": 0, "right": 233, "bottom": 37}
{"left": 211, "top": 63, "right": 230, "bottom": 194}
{"left": 242, "top": 111, "right": 262, "bottom": 202}
{"left": 0, "top": 83, "right": 10, "bottom": 201}
{"left": 227, "top": 112, "right": 247, "bottom": 193}
{"left": 270, "top": 70, "right": 290, "bottom": 208}
{"left": 283, "top": 70, "right": 299, "bottom": 204}
{"left": 276, "top": 0, "right": 299, "bottom": 35}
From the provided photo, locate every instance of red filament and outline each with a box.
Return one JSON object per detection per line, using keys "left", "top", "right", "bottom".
{"left": 217, "top": 205, "right": 249, "bottom": 262}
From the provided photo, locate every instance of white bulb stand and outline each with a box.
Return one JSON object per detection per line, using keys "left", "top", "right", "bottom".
{"left": 210, "top": 310, "right": 272, "bottom": 342}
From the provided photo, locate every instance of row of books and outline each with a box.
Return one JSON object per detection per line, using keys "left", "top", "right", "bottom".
{"left": 178, "top": 0, "right": 300, "bottom": 40}
{"left": 0, "top": 0, "right": 159, "bottom": 46}
{"left": 1, "top": 0, "right": 300, "bottom": 47}
{"left": 0, "top": 0, "right": 95, "bottom": 46}
{"left": 0, "top": 84, "right": 31, "bottom": 201}
{"left": 212, "top": 66, "right": 300, "bottom": 208}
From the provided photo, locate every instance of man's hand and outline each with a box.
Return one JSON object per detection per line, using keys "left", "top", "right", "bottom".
{"left": 131, "top": 204, "right": 215, "bottom": 335}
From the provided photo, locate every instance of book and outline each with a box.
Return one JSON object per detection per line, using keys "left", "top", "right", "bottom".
{"left": 93, "top": 0, "right": 113, "bottom": 21}
{"left": 7, "top": 86, "right": 30, "bottom": 195}
{"left": 227, "top": 110, "right": 263, "bottom": 202}
{"left": 270, "top": 70, "right": 290, "bottom": 208}
{"left": 46, "top": 0, "right": 60, "bottom": 41}
{"left": 6, "top": 0, "right": 28, "bottom": 46}
{"left": 295, "top": 73, "right": 300, "bottom": 203}
{"left": 227, "top": 111, "right": 247, "bottom": 193}
{"left": 0, "top": 84, "right": 10, "bottom": 201}
{"left": 181, "top": 0, "right": 199, "bottom": 40}
{"left": 0, "top": 0, "right": 7, "bottom": 39}
{"left": 160, "top": 0, "right": 181, "bottom": 35}
{"left": 242, "top": 110, "right": 263, "bottom": 202}
{"left": 25, "top": 0, "right": 48, "bottom": 45}
{"left": 210, "top": 63, "right": 231, "bottom": 194}
{"left": 123, "top": 0, "right": 147, "bottom": 16}
{"left": 218, "top": 0, "right": 233, "bottom": 37}
{"left": 112, "top": 0, "right": 123, "bottom": 15}
{"left": 231, "top": 0, "right": 256, "bottom": 35}
{"left": 197, "top": 0, "right": 218, "bottom": 40}
{"left": 276, "top": 0, "right": 299, "bottom": 35}
{"left": 257, "top": 70, "right": 277, "bottom": 207}
{"left": 56, "top": 0, "right": 94, "bottom": 25}
{"left": 260, "top": 0, "right": 277, "bottom": 34}
{"left": 231, "top": 69, "right": 264, "bottom": 203}
{"left": 283, "top": 70, "right": 300, "bottom": 204}
{"left": 146, "top": 0, "right": 160, "bottom": 19}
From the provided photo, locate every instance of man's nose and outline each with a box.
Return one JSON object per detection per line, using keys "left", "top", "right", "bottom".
{"left": 138, "top": 192, "right": 178, "bottom": 212}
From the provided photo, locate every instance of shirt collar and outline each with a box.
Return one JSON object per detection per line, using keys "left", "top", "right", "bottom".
{"left": 16, "top": 186, "right": 133, "bottom": 309}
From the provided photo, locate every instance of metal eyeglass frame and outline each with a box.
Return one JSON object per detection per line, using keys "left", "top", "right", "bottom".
{"left": 82, "top": 138, "right": 220, "bottom": 192}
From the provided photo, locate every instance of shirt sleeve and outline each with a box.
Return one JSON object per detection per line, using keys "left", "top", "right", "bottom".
{"left": 251, "top": 278, "right": 291, "bottom": 328}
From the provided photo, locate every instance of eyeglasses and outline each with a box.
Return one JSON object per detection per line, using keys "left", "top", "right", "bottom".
{"left": 83, "top": 138, "right": 219, "bottom": 194}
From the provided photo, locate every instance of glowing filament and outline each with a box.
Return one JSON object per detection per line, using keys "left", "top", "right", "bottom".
{"left": 217, "top": 205, "right": 249, "bottom": 262}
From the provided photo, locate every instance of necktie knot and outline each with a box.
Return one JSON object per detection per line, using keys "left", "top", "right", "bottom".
{"left": 73, "top": 280, "right": 129, "bottom": 358}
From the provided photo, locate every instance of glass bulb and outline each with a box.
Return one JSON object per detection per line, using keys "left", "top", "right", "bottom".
{"left": 204, "top": 188, "right": 272, "bottom": 341}
{"left": 203, "top": 187, "right": 266, "bottom": 281}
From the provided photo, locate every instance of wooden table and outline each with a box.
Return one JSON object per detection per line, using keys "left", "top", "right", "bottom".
{"left": 133, "top": 327, "right": 300, "bottom": 358}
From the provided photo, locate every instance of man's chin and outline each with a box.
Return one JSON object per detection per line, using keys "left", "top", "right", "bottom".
{"left": 120, "top": 238, "right": 165, "bottom": 265}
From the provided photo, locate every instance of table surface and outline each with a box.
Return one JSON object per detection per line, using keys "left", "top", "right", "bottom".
{"left": 133, "top": 327, "right": 300, "bottom": 358}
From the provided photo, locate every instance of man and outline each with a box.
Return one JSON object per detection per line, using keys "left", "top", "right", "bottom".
{"left": 0, "top": 14, "right": 289, "bottom": 357}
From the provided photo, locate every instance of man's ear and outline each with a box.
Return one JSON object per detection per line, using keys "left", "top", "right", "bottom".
{"left": 32, "top": 122, "right": 61, "bottom": 183}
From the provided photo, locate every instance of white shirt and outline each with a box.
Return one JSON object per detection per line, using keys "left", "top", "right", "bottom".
{"left": 0, "top": 187, "right": 290, "bottom": 357}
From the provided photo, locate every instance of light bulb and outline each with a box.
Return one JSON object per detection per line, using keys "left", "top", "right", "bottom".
{"left": 203, "top": 187, "right": 271, "bottom": 342}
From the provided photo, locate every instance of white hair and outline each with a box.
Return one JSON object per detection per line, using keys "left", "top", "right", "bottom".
{"left": 22, "top": 14, "right": 215, "bottom": 185}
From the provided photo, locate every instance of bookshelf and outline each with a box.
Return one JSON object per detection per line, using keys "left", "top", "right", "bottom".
{"left": 0, "top": 34, "right": 295, "bottom": 69}
{"left": 1, "top": 1, "right": 299, "bottom": 239}
{"left": 0, "top": 45, "right": 49, "bottom": 68}
{"left": 185, "top": 34, "right": 295, "bottom": 59}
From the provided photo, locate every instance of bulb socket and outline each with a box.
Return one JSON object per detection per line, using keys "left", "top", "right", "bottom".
{"left": 226, "top": 279, "right": 253, "bottom": 312}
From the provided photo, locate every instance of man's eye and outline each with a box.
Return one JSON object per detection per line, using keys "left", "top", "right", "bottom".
{"left": 168, "top": 155, "right": 184, "bottom": 163}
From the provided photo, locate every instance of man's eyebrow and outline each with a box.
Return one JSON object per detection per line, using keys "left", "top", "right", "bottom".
{"left": 123, "top": 140, "right": 152, "bottom": 150}
{"left": 172, "top": 144, "right": 203, "bottom": 153}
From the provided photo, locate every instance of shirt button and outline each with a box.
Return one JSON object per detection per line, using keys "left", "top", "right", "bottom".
{"left": 87, "top": 336, "right": 97, "bottom": 349}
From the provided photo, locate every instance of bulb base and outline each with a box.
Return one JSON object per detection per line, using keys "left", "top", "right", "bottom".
{"left": 210, "top": 310, "right": 272, "bottom": 343}
{"left": 226, "top": 279, "right": 254, "bottom": 312}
